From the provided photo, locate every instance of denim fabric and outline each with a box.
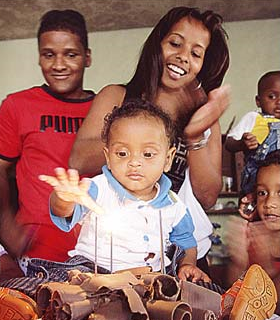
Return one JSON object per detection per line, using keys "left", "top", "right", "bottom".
{"left": 0, "top": 255, "right": 110, "bottom": 299}
{"left": 241, "top": 122, "right": 280, "bottom": 195}
{"left": 26, "top": 255, "right": 110, "bottom": 280}
{"left": 0, "top": 247, "right": 182, "bottom": 299}
{"left": 0, "top": 247, "right": 225, "bottom": 299}
{"left": 165, "top": 243, "right": 185, "bottom": 277}
{"left": 166, "top": 244, "right": 225, "bottom": 294}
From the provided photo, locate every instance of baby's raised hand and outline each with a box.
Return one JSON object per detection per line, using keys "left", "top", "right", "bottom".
{"left": 39, "top": 168, "right": 103, "bottom": 214}
{"left": 39, "top": 167, "right": 88, "bottom": 201}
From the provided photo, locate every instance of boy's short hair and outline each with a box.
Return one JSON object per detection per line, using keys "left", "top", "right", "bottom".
{"left": 257, "top": 71, "right": 280, "bottom": 95}
{"left": 101, "top": 99, "right": 176, "bottom": 147}
{"left": 37, "top": 9, "right": 88, "bottom": 50}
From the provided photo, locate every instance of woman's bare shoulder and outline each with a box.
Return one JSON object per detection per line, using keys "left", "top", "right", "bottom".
{"left": 97, "top": 84, "right": 126, "bottom": 102}
{"left": 86, "top": 84, "right": 126, "bottom": 117}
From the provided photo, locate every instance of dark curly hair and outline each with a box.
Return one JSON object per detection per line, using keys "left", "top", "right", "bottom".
{"left": 257, "top": 150, "right": 280, "bottom": 172}
{"left": 101, "top": 99, "right": 175, "bottom": 147}
{"left": 37, "top": 9, "right": 89, "bottom": 50}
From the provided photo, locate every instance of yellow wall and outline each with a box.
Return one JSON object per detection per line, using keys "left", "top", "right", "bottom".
{"left": 0, "top": 18, "right": 279, "bottom": 132}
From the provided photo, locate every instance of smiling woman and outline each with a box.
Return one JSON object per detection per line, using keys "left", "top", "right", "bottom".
{"left": 160, "top": 16, "right": 210, "bottom": 89}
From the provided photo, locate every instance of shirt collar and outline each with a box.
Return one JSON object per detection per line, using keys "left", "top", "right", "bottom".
{"left": 102, "top": 165, "right": 175, "bottom": 208}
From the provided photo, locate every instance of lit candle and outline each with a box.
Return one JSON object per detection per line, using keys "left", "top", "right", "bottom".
{"left": 94, "top": 215, "right": 98, "bottom": 276}
{"left": 110, "top": 230, "right": 113, "bottom": 273}
{"left": 159, "top": 210, "right": 166, "bottom": 274}
{"left": 104, "top": 213, "right": 121, "bottom": 273}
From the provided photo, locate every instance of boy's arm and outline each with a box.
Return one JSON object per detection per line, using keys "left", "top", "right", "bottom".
{"left": 170, "top": 208, "right": 210, "bottom": 281}
{"left": 225, "top": 136, "right": 246, "bottom": 152}
{"left": 178, "top": 246, "right": 197, "bottom": 268}
{"left": 274, "top": 274, "right": 280, "bottom": 314}
{"left": 0, "top": 159, "right": 29, "bottom": 257}
{"left": 177, "top": 247, "right": 211, "bottom": 282}
{"left": 225, "top": 133, "right": 259, "bottom": 153}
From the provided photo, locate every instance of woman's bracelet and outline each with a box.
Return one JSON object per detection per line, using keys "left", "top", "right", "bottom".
{"left": 186, "top": 137, "right": 208, "bottom": 151}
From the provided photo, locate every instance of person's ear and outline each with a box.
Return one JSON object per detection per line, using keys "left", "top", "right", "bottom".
{"left": 85, "top": 48, "right": 92, "bottom": 68}
{"left": 103, "top": 146, "right": 110, "bottom": 169}
{"left": 163, "top": 146, "right": 176, "bottom": 172}
{"left": 255, "top": 95, "right": 261, "bottom": 108}
{"left": 38, "top": 56, "right": 42, "bottom": 68}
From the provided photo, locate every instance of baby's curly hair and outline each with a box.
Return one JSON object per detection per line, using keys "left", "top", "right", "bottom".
{"left": 101, "top": 99, "right": 175, "bottom": 147}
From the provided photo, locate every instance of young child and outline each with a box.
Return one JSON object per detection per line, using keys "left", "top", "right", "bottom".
{"left": 225, "top": 71, "right": 280, "bottom": 195}
{"left": 39, "top": 99, "right": 209, "bottom": 283}
{"left": 226, "top": 150, "right": 280, "bottom": 315}
{"left": 0, "top": 10, "right": 94, "bottom": 280}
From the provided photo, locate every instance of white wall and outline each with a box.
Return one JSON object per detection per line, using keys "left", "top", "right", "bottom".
{"left": 0, "top": 18, "right": 279, "bottom": 132}
{"left": 222, "top": 19, "right": 280, "bottom": 132}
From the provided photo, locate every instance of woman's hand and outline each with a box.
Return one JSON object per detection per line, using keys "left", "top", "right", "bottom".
{"left": 184, "top": 84, "right": 231, "bottom": 139}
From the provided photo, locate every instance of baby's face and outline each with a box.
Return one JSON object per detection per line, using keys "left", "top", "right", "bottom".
{"left": 256, "top": 164, "right": 280, "bottom": 231}
{"left": 256, "top": 75, "right": 280, "bottom": 118}
{"left": 103, "top": 115, "right": 175, "bottom": 201}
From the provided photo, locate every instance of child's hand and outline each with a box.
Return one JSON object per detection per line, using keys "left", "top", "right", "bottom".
{"left": 248, "top": 221, "right": 279, "bottom": 278}
{"left": 177, "top": 264, "right": 211, "bottom": 283}
{"left": 39, "top": 168, "right": 103, "bottom": 215}
{"left": 241, "top": 132, "right": 259, "bottom": 150}
{"left": 225, "top": 216, "right": 250, "bottom": 269}
{"left": 238, "top": 193, "right": 257, "bottom": 221}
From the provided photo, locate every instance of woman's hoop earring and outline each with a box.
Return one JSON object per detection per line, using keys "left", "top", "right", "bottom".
{"left": 194, "top": 81, "right": 202, "bottom": 90}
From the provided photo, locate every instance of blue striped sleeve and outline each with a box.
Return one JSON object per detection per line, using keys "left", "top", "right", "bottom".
{"left": 169, "top": 208, "right": 197, "bottom": 250}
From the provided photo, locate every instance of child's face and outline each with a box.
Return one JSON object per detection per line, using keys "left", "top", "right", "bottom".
{"left": 103, "top": 116, "right": 176, "bottom": 201}
{"left": 38, "top": 30, "right": 91, "bottom": 99}
{"left": 256, "top": 164, "right": 280, "bottom": 231}
{"left": 160, "top": 17, "right": 210, "bottom": 90}
{"left": 256, "top": 75, "right": 280, "bottom": 118}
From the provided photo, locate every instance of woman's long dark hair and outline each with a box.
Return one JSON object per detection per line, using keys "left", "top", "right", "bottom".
{"left": 126, "top": 7, "right": 229, "bottom": 101}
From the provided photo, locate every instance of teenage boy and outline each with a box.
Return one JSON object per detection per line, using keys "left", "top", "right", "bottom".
{"left": 0, "top": 9, "right": 94, "bottom": 279}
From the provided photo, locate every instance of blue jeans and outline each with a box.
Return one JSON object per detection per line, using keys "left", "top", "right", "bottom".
{"left": 241, "top": 122, "right": 280, "bottom": 195}
{"left": 0, "top": 245, "right": 185, "bottom": 298}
